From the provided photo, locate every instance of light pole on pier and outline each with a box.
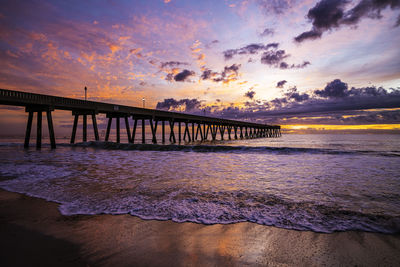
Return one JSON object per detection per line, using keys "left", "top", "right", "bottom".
{"left": 142, "top": 97, "right": 145, "bottom": 108}
{"left": 84, "top": 86, "right": 87, "bottom": 101}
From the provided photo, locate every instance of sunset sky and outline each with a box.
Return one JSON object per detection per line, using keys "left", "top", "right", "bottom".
{"left": 0, "top": 0, "right": 400, "bottom": 134}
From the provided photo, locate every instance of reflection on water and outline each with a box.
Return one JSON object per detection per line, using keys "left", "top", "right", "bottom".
{"left": 0, "top": 134, "right": 400, "bottom": 233}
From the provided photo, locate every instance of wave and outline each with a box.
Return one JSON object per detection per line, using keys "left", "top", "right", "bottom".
{"left": 2, "top": 183, "right": 398, "bottom": 234}
{"left": 66, "top": 141, "right": 400, "bottom": 157}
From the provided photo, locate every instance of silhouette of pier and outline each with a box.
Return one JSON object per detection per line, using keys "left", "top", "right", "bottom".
{"left": 0, "top": 88, "right": 281, "bottom": 148}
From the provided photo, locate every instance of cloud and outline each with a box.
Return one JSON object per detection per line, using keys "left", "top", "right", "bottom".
{"left": 160, "top": 61, "right": 189, "bottom": 69}
{"left": 211, "top": 79, "right": 400, "bottom": 126}
{"left": 260, "top": 49, "right": 289, "bottom": 65}
{"left": 201, "top": 64, "right": 241, "bottom": 84}
{"left": 156, "top": 98, "right": 201, "bottom": 111}
{"left": 260, "top": 27, "right": 275, "bottom": 37}
{"left": 285, "top": 87, "right": 310, "bottom": 102}
{"left": 315, "top": 79, "right": 349, "bottom": 98}
{"left": 257, "top": 0, "right": 298, "bottom": 14}
{"left": 276, "top": 80, "right": 287, "bottom": 88}
{"left": 223, "top": 42, "right": 310, "bottom": 70}
{"left": 244, "top": 90, "right": 256, "bottom": 99}
{"left": 295, "top": 0, "right": 400, "bottom": 42}
{"left": 173, "top": 69, "right": 195, "bottom": 82}
{"left": 279, "top": 61, "right": 311, "bottom": 69}
{"left": 205, "top": 40, "right": 219, "bottom": 49}
{"left": 223, "top": 43, "right": 279, "bottom": 60}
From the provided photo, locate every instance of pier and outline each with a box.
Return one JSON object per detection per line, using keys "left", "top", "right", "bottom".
{"left": 0, "top": 88, "right": 281, "bottom": 148}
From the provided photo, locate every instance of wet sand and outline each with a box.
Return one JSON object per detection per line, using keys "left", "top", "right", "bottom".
{"left": 0, "top": 189, "right": 399, "bottom": 267}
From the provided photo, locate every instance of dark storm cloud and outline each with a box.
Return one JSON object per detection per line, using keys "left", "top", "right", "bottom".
{"left": 244, "top": 90, "right": 256, "bottom": 99}
{"left": 223, "top": 43, "right": 279, "bottom": 60}
{"left": 276, "top": 80, "right": 287, "bottom": 88}
{"left": 174, "top": 69, "right": 195, "bottom": 82}
{"left": 260, "top": 27, "right": 275, "bottom": 37}
{"left": 160, "top": 61, "right": 189, "bottom": 69}
{"left": 156, "top": 98, "right": 201, "bottom": 111}
{"left": 201, "top": 64, "right": 241, "bottom": 83}
{"left": 295, "top": 0, "right": 400, "bottom": 42}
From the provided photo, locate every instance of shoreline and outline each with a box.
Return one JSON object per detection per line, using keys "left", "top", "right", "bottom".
{"left": 1, "top": 189, "right": 400, "bottom": 266}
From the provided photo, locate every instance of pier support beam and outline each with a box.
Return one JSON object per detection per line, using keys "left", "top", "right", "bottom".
{"left": 24, "top": 105, "right": 56, "bottom": 149}
{"left": 183, "top": 122, "right": 191, "bottom": 142}
{"left": 227, "top": 126, "right": 232, "bottom": 140}
{"left": 162, "top": 120, "right": 166, "bottom": 143}
{"left": 169, "top": 119, "right": 176, "bottom": 143}
{"left": 178, "top": 121, "right": 182, "bottom": 143}
{"left": 131, "top": 118, "right": 138, "bottom": 143}
{"left": 142, "top": 118, "right": 145, "bottom": 144}
{"left": 71, "top": 110, "right": 99, "bottom": 144}
{"left": 24, "top": 111, "right": 33, "bottom": 148}
{"left": 219, "top": 125, "right": 225, "bottom": 140}
{"left": 104, "top": 113, "right": 131, "bottom": 143}
{"left": 149, "top": 118, "right": 158, "bottom": 144}
{"left": 192, "top": 122, "right": 195, "bottom": 142}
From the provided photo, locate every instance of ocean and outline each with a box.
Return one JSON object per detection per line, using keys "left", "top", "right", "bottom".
{"left": 0, "top": 133, "right": 399, "bottom": 234}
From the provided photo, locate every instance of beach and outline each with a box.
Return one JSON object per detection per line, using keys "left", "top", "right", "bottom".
{"left": 1, "top": 189, "right": 399, "bottom": 266}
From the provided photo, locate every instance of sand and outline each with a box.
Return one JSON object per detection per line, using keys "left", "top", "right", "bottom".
{"left": 0, "top": 189, "right": 399, "bottom": 267}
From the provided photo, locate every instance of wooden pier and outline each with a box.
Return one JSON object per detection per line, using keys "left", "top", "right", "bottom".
{"left": 0, "top": 88, "right": 281, "bottom": 148}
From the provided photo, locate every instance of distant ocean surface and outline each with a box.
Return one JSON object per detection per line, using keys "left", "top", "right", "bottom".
{"left": 1, "top": 134, "right": 400, "bottom": 233}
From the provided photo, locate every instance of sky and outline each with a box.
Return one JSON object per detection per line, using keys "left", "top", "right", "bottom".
{"left": 0, "top": 0, "right": 400, "bottom": 134}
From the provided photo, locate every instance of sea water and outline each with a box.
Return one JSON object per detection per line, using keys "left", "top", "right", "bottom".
{"left": 0, "top": 134, "right": 399, "bottom": 233}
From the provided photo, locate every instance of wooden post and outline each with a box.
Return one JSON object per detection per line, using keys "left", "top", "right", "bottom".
{"left": 132, "top": 118, "right": 138, "bottom": 143}
{"left": 105, "top": 117, "right": 112, "bottom": 141}
{"left": 198, "top": 123, "right": 203, "bottom": 141}
{"left": 83, "top": 114, "right": 87, "bottom": 142}
{"left": 46, "top": 111, "right": 56, "bottom": 149}
{"left": 125, "top": 116, "right": 131, "bottom": 143}
{"left": 149, "top": 119, "right": 157, "bottom": 144}
{"left": 240, "top": 127, "right": 243, "bottom": 139}
{"left": 211, "top": 124, "right": 216, "bottom": 141}
{"left": 169, "top": 120, "right": 176, "bottom": 143}
{"left": 203, "top": 123, "right": 206, "bottom": 140}
{"left": 205, "top": 124, "right": 210, "bottom": 140}
{"left": 24, "top": 111, "right": 33, "bottom": 148}
{"left": 116, "top": 117, "right": 120, "bottom": 143}
{"left": 234, "top": 126, "right": 238, "bottom": 140}
{"left": 178, "top": 121, "right": 181, "bottom": 143}
{"left": 71, "top": 114, "right": 78, "bottom": 144}
{"left": 92, "top": 114, "right": 99, "bottom": 141}
{"left": 219, "top": 125, "right": 225, "bottom": 140}
{"left": 195, "top": 123, "right": 199, "bottom": 140}
{"left": 184, "top": 122, "right": 191, "bottom": 142}
{"left": 36, "top": 111, "right": 42, "bottom": 149}
{"left": 192, "top": 122, "right": 195, "bottom": 142}
{"left": 162, "top": 120, "right": 165, "bottom": 143}
{"left": 227, "top": 126, "right": 232, "bottom": 140}
{"left": 142, "top": 118, "right": 145, "bottom": 144}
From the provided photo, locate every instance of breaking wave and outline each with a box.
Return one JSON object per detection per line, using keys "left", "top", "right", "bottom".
{"left": 70, "top": 141, "right": 400, "bottom": 157}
